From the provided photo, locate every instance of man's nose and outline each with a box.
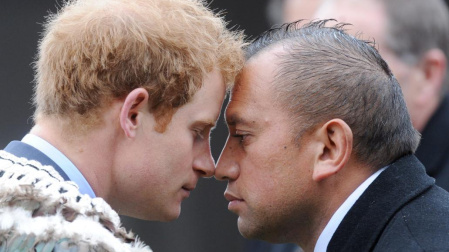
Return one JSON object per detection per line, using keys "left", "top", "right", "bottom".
{"left": 193, "top": 143, "right": 215, "bottom": 178}
{"left": 215, "top": 137, "right": 239, "bottom": 181}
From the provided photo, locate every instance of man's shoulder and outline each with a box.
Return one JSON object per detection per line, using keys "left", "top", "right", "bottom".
{"left": 0, "top": 149, "right": 67, "bottom": 181}
{"left": 328, "top": 155, "right": 444, "bottom": 251}
{"left": 0, "top": 150, "right": 152, "bottom": 251}
{"left": 376, "top": 185, "right": 449, "bottom": 251}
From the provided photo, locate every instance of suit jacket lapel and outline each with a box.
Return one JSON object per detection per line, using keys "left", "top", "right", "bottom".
{"left": 4, "top": 141, "right": 70, "bottom": 181}
{"left": 328, "top": 155, "right": 434, "bottom": 252}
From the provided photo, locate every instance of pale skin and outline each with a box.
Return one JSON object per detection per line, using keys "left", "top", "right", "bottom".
{"left": 311, "top": 0, "right": 447, "bottom": 132}
{"left": 31, "top": 69, "right": 225, "bottom": 221}
{"left": 215, "top": 47, "right": 375, "bottom": 251}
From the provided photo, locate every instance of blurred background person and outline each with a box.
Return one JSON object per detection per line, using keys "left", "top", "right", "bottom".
{"left": 266, "top": 0, "right": 326, "bottom": 26}
{"left": 312, "top": 0, "right": 449, "bottom": 191}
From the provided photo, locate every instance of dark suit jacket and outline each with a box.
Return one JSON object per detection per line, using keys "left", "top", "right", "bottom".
{"left": 3, "top": 140, "right": 70, "bottom": 180}
{"left": 328, "top": 155, "right": 449, "bottom": 251}
{"left": 247, "top": 95, "right": 449, "bottom": 252}
{"left": 246, "top": 155, "right": 449, "bottom": 252}
{"left": 416, "top": 94, "right": 449, "bottom": 191}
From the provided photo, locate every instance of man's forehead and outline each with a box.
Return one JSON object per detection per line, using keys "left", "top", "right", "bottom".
{"left": 225, "top": 46, "right": 285, "bottom": 125}
{"left": 227, "top": 74, "right": 261, "bottom": 112}
{"left": 225, "top": 85, "right": 259, "bottom": 126}
{"left": 231, "top": 51, "right": 281, "bottom": 97}
{"left": 225, "top": 86, "right": 268, "bottom": 128}
{"left": 187, "top": 101, "right": 222, "bottom": 127}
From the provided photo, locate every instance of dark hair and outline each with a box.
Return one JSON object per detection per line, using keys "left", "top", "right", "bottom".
{"left": 246, "top": 19, "right": 420, "bottom": 169}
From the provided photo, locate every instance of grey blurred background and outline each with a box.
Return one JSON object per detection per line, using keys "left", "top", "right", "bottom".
{"left": 0, "top": 1, "right": 271, "bottom": 251}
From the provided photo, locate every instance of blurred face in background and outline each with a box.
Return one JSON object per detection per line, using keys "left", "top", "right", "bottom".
{"left": 283, "top": 0, "right": 326, "bottom": 22}
{"left": 312, "top": 0, "right": 428, "bottom": 130}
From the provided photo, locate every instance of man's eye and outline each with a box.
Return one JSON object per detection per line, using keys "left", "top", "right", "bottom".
{"left": 232, "top": 133, "right": 245, "bottom": 141}
{"left": 194, "top": 129, "right": 205, "bottom": 139}
{"left": 232, "top": 131, "right": 249, "bottom": 144}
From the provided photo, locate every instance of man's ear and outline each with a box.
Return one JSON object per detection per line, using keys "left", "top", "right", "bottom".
{"left": 418, "top": 48, "right": 447, "bottom": 104}
{"left": 312, "top": 119, "right": 353, "bottom": 182}
{"left": 120, "top": 88, "right": 149, "bottom": 138}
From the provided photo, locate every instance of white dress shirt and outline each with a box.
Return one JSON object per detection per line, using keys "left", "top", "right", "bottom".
{"left": 22, "top": 134, "right": 96, "bottom": 198}
{"left": 314, "top": 167, "right": 387, "bottom": 252}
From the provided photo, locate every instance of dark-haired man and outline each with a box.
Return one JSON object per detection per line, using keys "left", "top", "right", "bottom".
{"left": 253, "top": 1, "right": 449, "bottom": 251}
{"left": 216, "top": 20, "right": 449, "bottom": 252}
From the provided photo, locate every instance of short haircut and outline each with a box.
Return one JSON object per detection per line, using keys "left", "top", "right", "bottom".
{"left": 246, "top": 20, "right": 420, "bottom": 169}
{"left": 34, "top": 0, "right": 244, "bottom": 132}
{"left": 382, "top": 0, "right": 449, "bottom": 94}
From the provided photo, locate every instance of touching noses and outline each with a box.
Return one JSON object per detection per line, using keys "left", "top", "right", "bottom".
{"left": 215, "top": 137, "right": 239, "bottom": 181}
{"left": 193, "top": 141, "right": 215, "bottom": 178}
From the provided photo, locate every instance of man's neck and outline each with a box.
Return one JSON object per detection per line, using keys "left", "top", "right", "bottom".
{"left": 30, "top": 119, "right": 116, "bottom": 200}
{"left": 298, "top": 163, "right": 378, "bottom": 252}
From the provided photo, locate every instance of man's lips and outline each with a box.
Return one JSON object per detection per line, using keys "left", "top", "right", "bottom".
{"left": 182, "top": 180, "right": 197, "bottom": 192}
{"left": 224, "top": 191, "right": 244, "bottom": 211}
{"left": 182, "top": 185, "right": 195, "bottom": 191}
{"left": 181, "top": 185, "right": 195, "bottom": 198}
{"left": 224, "top": 192, "right": 242, "bottom": 202}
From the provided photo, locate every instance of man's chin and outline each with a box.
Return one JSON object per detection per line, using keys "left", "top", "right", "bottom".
{"left": 237, "top": 217, "right": 279, "bottom": 242}
{"left": 160, "top": 207, "right": 181, "bottom": 222}
{"left": 237, "top": 217, "right": 259, "bottom": 239}
{"left": 135, "top": 205, "right": 181, "bottom": 222}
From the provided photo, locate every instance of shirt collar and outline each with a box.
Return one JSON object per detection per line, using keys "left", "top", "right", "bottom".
{"left": 22, "top": 134, "right": 96, "bottom": 198}
{"left": 314, "top": 166, "right": 387, "bottom": 252}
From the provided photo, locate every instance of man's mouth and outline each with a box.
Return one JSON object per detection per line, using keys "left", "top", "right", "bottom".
{"left": 181, "top": 186, "right": 195, "bottom": 198}
{"left": 224, "top": 191, "right": 244, "bottom": 210}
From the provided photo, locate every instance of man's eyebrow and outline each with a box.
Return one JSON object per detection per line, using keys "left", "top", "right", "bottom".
{"left": 194, "top": 120, "right": 217, "bottom": 129}
{"left": 226, "top": 114, "right": 251, "bottom": 126}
